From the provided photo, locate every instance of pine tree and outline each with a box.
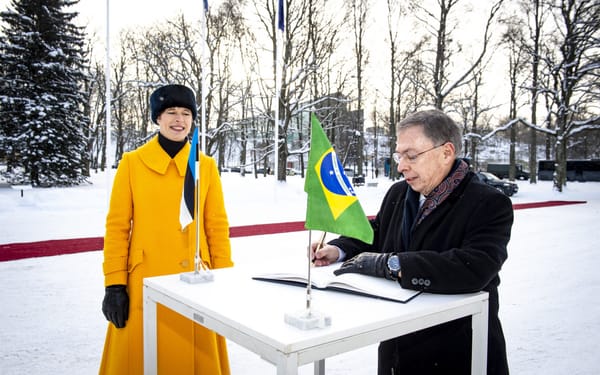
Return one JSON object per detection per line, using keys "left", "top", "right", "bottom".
{"left": 0, "top": 0, "right": 89, "bottom": 186}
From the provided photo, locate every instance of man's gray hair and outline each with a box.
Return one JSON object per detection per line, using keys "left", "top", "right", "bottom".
{"left": 397, "top": 109, "right": 463, "bottom": 156}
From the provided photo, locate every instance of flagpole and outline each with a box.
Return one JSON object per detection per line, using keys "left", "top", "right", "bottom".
{"left": 274, "top": 0, "right": 283, "bottom": 180}
{"left": 284, "top": 115, "right": 333, "bottom": 330}
{"left": 180, "top": 134, "right": 213, "bottom": 283}
{"left": 306, "top": 230, "right": 313, "bottom": 312}
{"left": 194, "top": 133, "right": 201, "bottom": 272}
{"left": 306, "top": 231, "right": 327, "bottom": 313}
{"left": 104, "top": 0, "right": 112, "bottom": 207}
{"left": 284, "top": 229, "right": 331, "bottom": 330}
{"left": 198, "top": 0, "right": 207, "bottom": 268}
{"left": 200, "top": 0, "right": 208, "bottom": 153}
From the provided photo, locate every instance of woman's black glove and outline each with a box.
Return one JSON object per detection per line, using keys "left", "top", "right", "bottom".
{"left": 102, "top": 285, "right": 129, "bottom": 328}
{"left": 333, "top": 252, "right": 392, "bottom": 279}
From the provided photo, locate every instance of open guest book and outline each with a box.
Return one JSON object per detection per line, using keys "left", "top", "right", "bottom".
{"left": 252, "top": 263, "right": 421, "bottom": 303}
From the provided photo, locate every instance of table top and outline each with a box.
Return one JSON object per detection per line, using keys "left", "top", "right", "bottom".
{"left": 144, "top": 265, "right": 488, "bottom": 355}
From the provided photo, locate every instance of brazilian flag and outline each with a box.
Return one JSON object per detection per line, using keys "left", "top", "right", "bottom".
{"left": 304, "top": 113, "right": 374, "bottom": 244}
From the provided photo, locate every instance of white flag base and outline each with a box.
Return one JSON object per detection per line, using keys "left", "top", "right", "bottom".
{"left": 284, "top": 309, "right": 332, "bottom": 330}
{"left": 180, "top": 270, "right": 214, "bottom": 284}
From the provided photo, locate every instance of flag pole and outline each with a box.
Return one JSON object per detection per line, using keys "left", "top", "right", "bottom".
{"left": 197, "top": 0, "right": 207, "bottom": 270}
{"left": 180, "top": 128, "right": 213, "bottom": 284}
{"left": 200, "top": 0, "right": 208, "bottom": 153}
{"left": 284, "top": 114, "right": 332, "bottom": 330}
{"left": 306, "top": 231, "right": 327, "bottom": 313}
{"left": 284, "top": 229, "right": 331, "bottom": 330}
{"left": 274, "top": 0, "right": 283, "bottom": 180}
{"left": 179, "top": 0, "right": 213, "bottom": 284}
{"left": 104, "top": 0, "right": 112, "bottom": 207}
{"left": 194, "top": 133, "right": 201, "bottom": 273}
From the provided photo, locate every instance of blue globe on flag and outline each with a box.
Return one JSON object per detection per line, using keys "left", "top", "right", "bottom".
{"left": 316, "top": 149, "right": 358, "bottom": 220}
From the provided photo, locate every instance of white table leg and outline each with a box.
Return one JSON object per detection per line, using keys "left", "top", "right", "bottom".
{"left": 314, "top": 359, "right": 325, "bottom": 375}
{"left": 143, "top": 286, "right": 158, "bottom": 375}
{"left": 276, "top": 352, "right": 299, "bottom": 375}
{"left": 471, "top": 299, "right": 489, "bottom": 375}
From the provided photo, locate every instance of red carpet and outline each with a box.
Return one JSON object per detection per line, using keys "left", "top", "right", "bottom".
{"left": 512, "top": 200, "right": 586, "bottom": 210}
{"left": 0, "top": 200, "right": 587, "bottom": 261}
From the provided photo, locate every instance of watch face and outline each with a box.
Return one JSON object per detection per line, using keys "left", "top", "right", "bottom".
{"left": 387, "top": 255, "right": 400, "bottom": 271}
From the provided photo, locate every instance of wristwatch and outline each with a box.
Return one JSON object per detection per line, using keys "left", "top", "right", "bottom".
{"left": 387, "top": 253, "right": 401, "bottom": 280}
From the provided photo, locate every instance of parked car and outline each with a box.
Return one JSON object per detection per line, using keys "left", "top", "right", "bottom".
{"left": 486, "top": 163, "right": 529, "bottom": 180}
{"left": 476, "top": 171, "right": 518, "bottom": 197}
{"left": 352, "top": 175, "right": 365, "bottom": 186}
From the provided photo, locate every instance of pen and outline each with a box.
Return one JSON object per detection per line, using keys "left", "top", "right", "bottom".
{"left": 312, "top": 232, "right": 327, "bottom": 263}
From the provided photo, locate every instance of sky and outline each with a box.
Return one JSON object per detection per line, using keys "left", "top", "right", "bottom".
{"left": 0, "top": 0, "right": 513, "bottom": 126}
{"left": 1, "top": 171, "right": 599, "bottom": 374}
{"left": 1, "top": 0, "right": 209, "bottom": 31}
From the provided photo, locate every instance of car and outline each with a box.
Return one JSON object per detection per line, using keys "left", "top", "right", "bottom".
{"left": 486, "top": 163, "right": 530, "bottom": 180}
{"left": 352, "top": 175, "right": 365, "bottom": 186}
{"left": 476, "top": 171, "right": 518, "bottom": 197}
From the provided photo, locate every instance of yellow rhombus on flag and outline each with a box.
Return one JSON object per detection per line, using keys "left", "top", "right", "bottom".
{"left": 304, "top": 113, "right": 374, "bottom": 244}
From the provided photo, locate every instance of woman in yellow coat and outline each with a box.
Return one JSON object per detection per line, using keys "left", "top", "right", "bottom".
{"left": 100, "top": 84, "right": 233, "bottom": 375}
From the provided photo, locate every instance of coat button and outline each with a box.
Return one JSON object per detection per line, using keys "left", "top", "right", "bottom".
{"left": 180, "top": 259, "right": 189, "bottom": 268}
{"left": 411, "top": 278, "right": 418, "bottom": 286}
{"left": 424, "top": 279, "right": 431, "bottom": 287}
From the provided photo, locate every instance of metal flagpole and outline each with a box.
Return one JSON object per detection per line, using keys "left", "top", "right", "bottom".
{"left": 200, "top": 0, "right": 208, "bottom": 153}
{"left": 105, "top": 0, "right": 112, "bottom": 207}
{"left": 284, "top": 229, "right": 331, "bottom": 329}
{"left": 274, "top": 0, "right": 283, "bottom": 180}
{"left": 180, "top": 129, "right": 213, "bottom": 283}
{"left": 179, "top": 0, "right": 213, "bottom": 284}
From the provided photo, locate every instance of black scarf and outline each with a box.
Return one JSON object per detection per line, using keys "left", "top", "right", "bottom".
{"left": 158, "top": 132, "right": 187, "bottom": 159}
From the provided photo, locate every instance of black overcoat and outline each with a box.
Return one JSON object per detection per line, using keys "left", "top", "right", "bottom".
{"left": 329, "top": 172, "right": 512, "bottom": 375}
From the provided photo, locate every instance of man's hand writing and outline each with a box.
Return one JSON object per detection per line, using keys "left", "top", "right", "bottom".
{"left": 309, "top": 243, "right": 339, "bottom": 266}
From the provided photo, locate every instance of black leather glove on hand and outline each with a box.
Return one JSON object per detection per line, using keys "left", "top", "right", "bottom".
{"left": 333, "top": 252, "right": 392, "bottom": 279}
{"left": 102, "top": 285, "right": 129, "bottom": 328}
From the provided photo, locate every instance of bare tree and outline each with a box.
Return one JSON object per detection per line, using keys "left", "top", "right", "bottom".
{"left": 304, "top": 0, "right": 349, "bottom": 177}
{"left": 254, "top": 0, "right": 306, "bottom": 181}
{"left": 521, "top": 0, "right": 548, "bottom": 183}
{"left": 410, "top": 0, "right": 504, "bottom": 109}
{"left": 254, "top": 0, "right": 352, "bottom": 181}
{"left": 387, "top": 41, "right": 429, "bottom": 179}
{"left": 206, "top": 0, "right": 249, "bottom": 162}
{"left": 87, "top": 61, "right": 108, "bottom": 171}
{"left": 501, "top": 21, "right": 528, "bottom": 180}
{"left": 456, "top": 68, "right": 498, "bottom": 171}
{"left": 346, "top": 0, "right": 369, "bottom": 176}
{"left": 539, "top": 0, "right": 600, "bottom": 191}
{"left": 384, "top": 0, "right": 402, "bottom": 179}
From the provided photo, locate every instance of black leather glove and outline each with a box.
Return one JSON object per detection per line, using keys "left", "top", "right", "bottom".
{"left": 334, "top": 252, "right": 392, "bottom": 279}
{"left": 102, "top": 285, "right": 129, "bottom": 328}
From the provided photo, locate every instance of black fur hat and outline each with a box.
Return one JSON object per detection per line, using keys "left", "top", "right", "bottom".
{"left": 150, "top": 84, "right": 198, "bottom": 124}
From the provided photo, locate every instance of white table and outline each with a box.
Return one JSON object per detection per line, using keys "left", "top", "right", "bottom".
{"left": 143, "top": 266, "right": 488, "bottom": 375}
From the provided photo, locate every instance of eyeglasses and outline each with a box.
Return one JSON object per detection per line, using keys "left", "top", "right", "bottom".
{"left": 393, "top": 143, "right": 447, "bottom": 164}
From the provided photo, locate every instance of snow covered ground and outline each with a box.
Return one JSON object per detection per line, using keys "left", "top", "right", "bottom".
{"left": 1, "top": 171, "right": 599, "bottom": 374}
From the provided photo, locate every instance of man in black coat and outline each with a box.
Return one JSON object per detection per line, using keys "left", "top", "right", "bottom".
{"left": 311, "top": 109, "right": 511, "bottom": 375}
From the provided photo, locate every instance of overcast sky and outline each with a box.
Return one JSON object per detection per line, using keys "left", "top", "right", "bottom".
{"left": 1, "top": 0, "right": 512, "bottom": 122}
{"left": 0, "top": 0, "right": 214, "bottom": 38}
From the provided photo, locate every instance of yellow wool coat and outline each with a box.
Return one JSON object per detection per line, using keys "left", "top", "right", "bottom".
{"left": 99, "top": 136, "right": 233, "bottom": 375}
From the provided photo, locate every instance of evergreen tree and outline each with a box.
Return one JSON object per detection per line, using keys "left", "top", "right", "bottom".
{"left": 0, "top": 0, "right": 89, "bottom": 186}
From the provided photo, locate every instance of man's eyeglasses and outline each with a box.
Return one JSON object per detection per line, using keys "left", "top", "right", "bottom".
{"left": 393, "top": 143, "right": 447, "bottom": 164}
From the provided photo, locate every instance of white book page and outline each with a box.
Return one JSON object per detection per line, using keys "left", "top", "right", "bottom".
{"left": 253, "top": 263, "right": 420, "bottom": 303}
